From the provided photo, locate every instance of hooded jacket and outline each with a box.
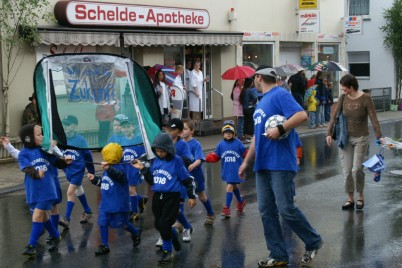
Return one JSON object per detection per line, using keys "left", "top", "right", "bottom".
{"left": 151, "top": 132, "right": 175, "bottom": 160}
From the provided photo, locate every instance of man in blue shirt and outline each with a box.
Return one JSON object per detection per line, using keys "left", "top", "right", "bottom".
{"left": 239, "top": 66, "right": 322, "bottom": 267}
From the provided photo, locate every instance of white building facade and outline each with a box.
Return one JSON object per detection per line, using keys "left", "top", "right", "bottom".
{"left": 1, "top": 0, "right": 346, "bottom": 136}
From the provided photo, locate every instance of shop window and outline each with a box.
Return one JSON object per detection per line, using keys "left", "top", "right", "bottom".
{"left": 243, "top": 44, "right": 273, "bottom": 69}
{"left": 348, "top": 51, "right": 370, "bottom": 77}
{"left": 349, "top": 0, "right": 369, "bottom": 16}
{"left": 164, "top": 47, "right": 183, "bottom": 66}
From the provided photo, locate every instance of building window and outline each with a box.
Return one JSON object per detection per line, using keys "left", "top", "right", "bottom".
{"left": 349, "top": 0, "right": 369, "bottom": 16}
{"left": 348, "top": 51, "right": 370, "bottom": 77}
{"left": 243, "top": 44, "right": 273, "bottom": 69}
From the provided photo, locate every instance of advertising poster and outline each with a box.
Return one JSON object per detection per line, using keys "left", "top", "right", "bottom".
{"left": 299, "top": 0, "right": 318, "bottom": 10}
{"left": 344, "top": 16, "right": 362, "bottom": 35}
{"left": 299, "top": 10, "right": 320, "bottom": 33}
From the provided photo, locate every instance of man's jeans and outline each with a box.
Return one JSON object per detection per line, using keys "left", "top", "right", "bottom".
{"left": 256, "top": 170, "right": 322, "bottom": 261}
{"left": 316, "top": 104, "right": 325, "bottom": 126}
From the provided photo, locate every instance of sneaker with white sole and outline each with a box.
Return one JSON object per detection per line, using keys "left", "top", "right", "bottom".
{"left": 182, "top": 227, "right": 193, "bottom": 242}
{"left": 301, "top": 240, "right": 323, "bottom": 264}
{"left": 80, "top": 212, "right": 93, "bottom": 224}
{"left": 204, "top": 214, "right": 216, "bottom": 225}
{"left": 155, "top": 237, "right": 163, "bottom": 248}
{"left": 258, "top": 257, "right": 288, "bottom": 267}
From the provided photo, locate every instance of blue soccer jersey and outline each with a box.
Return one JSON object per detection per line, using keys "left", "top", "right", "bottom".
{"left": 215, "top": 138, "right": 246, "bottom": 183}
{"left": 18, "top": 147, "right": 58, "bottom": 204}
{"left": 253, "top": 86, "right": 303, "bottom": 172}
{"left": 175, "top": 139, "right": 194, "bottom": 198}
{"left": 99, "top": 164, "right": 130, "bottom": 213}
{"left": 186, "top": 138, "right": 205, "bottom": 184}
{"left": 121, "top": 145, "right": 146, "bottom": 186}
{"left": 150, "top": 155, "right": 192, "bottom": 193}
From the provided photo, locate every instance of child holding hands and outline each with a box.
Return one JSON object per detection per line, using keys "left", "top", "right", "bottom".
{"left": 206, "top": 121, "right": 247, "bottom": 218}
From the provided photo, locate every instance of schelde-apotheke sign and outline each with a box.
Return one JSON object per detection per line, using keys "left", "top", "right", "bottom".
{"left": 54, "top": 0, "right": 210, "bottom": 29}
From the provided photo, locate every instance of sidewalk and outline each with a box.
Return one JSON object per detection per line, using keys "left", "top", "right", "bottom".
{"left": 1, "top": 111, "right": 401, "bottom": 195}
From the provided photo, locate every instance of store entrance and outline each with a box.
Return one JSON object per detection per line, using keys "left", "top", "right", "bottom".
{"left": 184, "top": 45, "right": 211, "bottom": 120}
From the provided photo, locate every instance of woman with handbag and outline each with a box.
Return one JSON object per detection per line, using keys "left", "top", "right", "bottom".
{"left": 325, "top": 74, "right": 382, "bottom": 210}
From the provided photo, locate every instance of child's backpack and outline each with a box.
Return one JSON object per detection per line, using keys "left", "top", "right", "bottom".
{"left": 304, "top": 84, "right": 317, "bottom": 108}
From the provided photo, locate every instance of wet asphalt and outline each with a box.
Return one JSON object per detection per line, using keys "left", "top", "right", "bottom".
{"left": 1, "top": 121, "right": 402, "bottom": 267}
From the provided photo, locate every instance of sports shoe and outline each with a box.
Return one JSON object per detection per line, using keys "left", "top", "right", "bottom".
{"left": 95, "top": 244, "right": 110, "bottom": 256}
{"left": 58, "top": 217, "right": 70, "bottom": 229}
{"left": 155, "top": 237, "right": 163, "bottom": 248}
{"left": 258, "top": 257, "right": 288, "bottom": 267}
{"left": 132, "top": 230, "right": 141, "bottom": 247}
{"left": 48, "top": 236, "right": 62, "bottom": 252}
{"left": 221, "top": 206, "right": 231, "bottom": 218}
{"left": 22, "top": 245, "right": 36, "bottom": 257}
{"left": 139, "top": 196, "right": 149, "bottom": 213}
{"left": 182, "top": 227, "right": 193, "bottom": 242}
{"left": 204, "top": 214, "right": 216, "bottom": 225}
{"left": 158, "top": 250, "right": 174, "bottom": 264}
{"left": 172, "top": 233, "right": 181, "bottom": 251}
{"left": 301, "top": 240, "right": 323, "bottom": 264}
{"left": 236, "top": 200, "right": 246, "bottom": 214}
{"left": 80, "top": 212, "right": 93, "bottom": 224}
{"left": 129, "top": 212, "right": 141, "bottom": 222}
{"left": 172, "top": 222, "right": 184, "bottom": 233}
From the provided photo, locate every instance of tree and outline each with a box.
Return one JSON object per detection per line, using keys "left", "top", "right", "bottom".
{"left": 381, "top": 0, "right": 402, "bottom": 105}
{"left": 0, "top": 0, "right": 50, "bottom": 135}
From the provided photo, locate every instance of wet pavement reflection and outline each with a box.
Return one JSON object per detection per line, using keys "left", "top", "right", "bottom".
{"left": 1, "top": 121, "right": 402, "bottom": 267}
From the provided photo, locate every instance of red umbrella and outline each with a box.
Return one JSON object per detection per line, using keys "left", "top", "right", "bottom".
{"left": 221, "top": 65, "right": 255, "bottom": 80}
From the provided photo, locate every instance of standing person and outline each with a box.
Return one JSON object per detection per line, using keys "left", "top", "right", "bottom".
{"left": 288, "top": 70, "right": 307, "bottom": 107}
{"left": 181, "top": 119, "right": 216, "bottom": 225}
{"left": 314, "top": 71, "right": 327, "bottom": 128}
{"left": 239, "top": 66, "right": 322, "bottom": 267}
{"left": 189, "top": 61, "right": 207, "bottom": 122}
{"left": 87, "top": 143, "right": 142, "bottom": 256}
{"left": 58, "top": 115, "right": 95, "bottom": 229}
{"left": 231, "top": 79, "right": 245, "bottom": 140}
{"left": 206, "top": 121, "right": 247, "bottom": 218}
{"left": 95, "top": 104, "right": 116, "bottom": 147}
{"left": 326, "top": 74, "right": 382, "bottom": 210}
{"left": 278, "top": 76, "right": 290, "bottom": 92}
{"left": 18, "top": 124, "right": 69, "bottom": 257}
{"left": 307, "top": 87, "right": 319, "bottom": 129}
{"left": 108, "top": 114, "right": 128, "bottom": 144}
{"left": 131, "top": 133, "right": 197, "bottom": 265}
{"left": 154, "top": 70, "right": 170, "bottom": 125}
{"left": 22, "top": 92, "right": 40, "bottom": 126}
{"left": 242, "top": 78, "right": 258, "bottom": 141}
{"left": 173, "top": 65, "right": 185, "bottom": 91}
{"left": 185, "top": 60, "right": 192, "bottom": 92}
{"left": 325, "top": 81, "right": 334, "bottom": 123}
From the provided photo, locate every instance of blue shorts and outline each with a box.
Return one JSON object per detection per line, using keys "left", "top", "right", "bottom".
{"left": 98, "top": 211, "right": 129, "bottom": 228}
{"left": 194, "top": 177, "right": 205, "bottom": 193}
{"left": 128, "top": 174, "right": 143, "bottom": 187}
{"left": 68, "top": 174, "right": 83, "bottom": 186}
{"left": 29, "top": 200, "right": 54, "bottom": 211}
{"left": 53, "top": 188, "right": 63, "bottom": 205}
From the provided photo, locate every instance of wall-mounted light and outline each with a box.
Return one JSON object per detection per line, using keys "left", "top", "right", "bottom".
{"left": 228, "top": 8, "right": 237, "bottom": 22}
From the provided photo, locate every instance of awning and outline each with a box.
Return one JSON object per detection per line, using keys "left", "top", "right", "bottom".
{"left": 39, "top": 30, "right": 121, "bottom": 47}
{"left": 37, "top": 27, "right": 243, "bottom": 47}
{"left": 124, "top": 32, "right": 243, "bottom": 47}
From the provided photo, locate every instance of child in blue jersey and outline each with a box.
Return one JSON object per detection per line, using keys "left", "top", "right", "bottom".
{"left": 132, "top": 133, "right": 196, "bottom": 265}
{"left": 206, "top": 121, "right": 247, "bottom": 218}
{"left": 17, "top": 124, "right": 69, "bottom": 257}
{"left": 58, "top": 115, "right": 95, "bottom": 229}
{"left": 119, "top": 119, "right": 148, "bottom": 220}
{"left": 181, "top": 119, "right": 215, "bottom": 225}
{"left": 108, "top": 114, "right": 128, "bottom": 144}
{"left": 166, "top": 118, "right": 195, "bottom": 242}
{"left": 2, "top": 136, "right": 63, "bottom": 241}
{"left": 87, "top": 143, "right": 141, "bottom": 256}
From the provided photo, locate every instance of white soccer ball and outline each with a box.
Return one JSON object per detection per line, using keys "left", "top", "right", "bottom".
{"left": 264, "top": 115, "right": 289, "bottom": 139}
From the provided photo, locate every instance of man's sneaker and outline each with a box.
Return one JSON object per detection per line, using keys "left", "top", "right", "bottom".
{"left": 204, "top": 214, "right": 216, "bottom": 225}
{"left": 80, "top": 212, "right": 93, "bottom": 224}
{"left": 301, "top": 240, "right": 323, "bottom": 264}
{"left": 158, "top": 250, "right": 174, "bottom": 264}
{"left": 139, "top": 196, "right": 148, "bottom": 213}
{"left": 22, "top": 245, "right": 36, "bottom": 257}
{"left": 236, "top": 200, "right": 246, "bottom": 214}
{"left": 182, "top": 227, "right": 193, "bottom": 242}
{"left": 58, "top": 217, "right": 70, "bottom": 229}
{"left": 95, "top": 244, "right": 110, "bottom": 256}
{"left": 48, "top": 236, "right": 62, "bottom": 252}
{"left": 172, "top": 233, "right": 181, "bottom": 251}
{"left": 258, "top": 257, "right": 288, "bottom": 267}
{"left": 172, "top": 222, "right": 184, "bottom": 233}
{"left": 132, "top": 230, "right": 141, "bottom": 247}
{"left": 155, "top": 237, "right": 163, "bottom": 248}
{"left": 221, "top": 206, "right": 231, "bottom": 218}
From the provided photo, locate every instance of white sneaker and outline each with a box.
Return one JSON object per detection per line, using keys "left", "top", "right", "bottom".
{"left": 155, "top": 237, "right": 163, "bottom": 248}
{"left": 182, "top": 228, "right": 193, "bottom": 242}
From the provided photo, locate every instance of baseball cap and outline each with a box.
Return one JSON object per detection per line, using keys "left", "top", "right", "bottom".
{"left": 120, "top": 118, "right": 133, "bottom": 126}
{"left": 255, "top": 67, "right": 278, "bottom": 78}
{"left": 113, "top": 114, "right": 129, "bottom": 122}
{"left": 221, "top": 120, "right": 236, "bottom": 135}
{"left": 62, "top": 115, "right": 78, "bottom": 125}
{"left": 168, "top": 118, "right": 184, "bottom": 131}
